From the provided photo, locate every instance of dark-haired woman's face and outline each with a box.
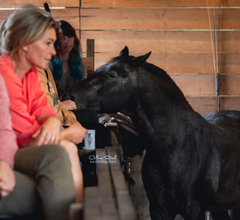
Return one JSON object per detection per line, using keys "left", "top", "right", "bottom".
{"left": 59, "top": 34, "right": 74, "bottom": 54}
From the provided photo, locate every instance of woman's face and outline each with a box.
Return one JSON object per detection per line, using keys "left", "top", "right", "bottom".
{"left": 23, "top": 28, "right": 56, "bottom": 69}
{"left": 59, "top": 34, "right": 74, "bottom": 54}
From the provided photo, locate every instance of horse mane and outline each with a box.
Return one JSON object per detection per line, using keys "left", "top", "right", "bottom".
{"left": 143, "top": 62, "right": 192, "bottom": 110}
{"left": 108, "top": 55, "right": 192, "bottom": 111}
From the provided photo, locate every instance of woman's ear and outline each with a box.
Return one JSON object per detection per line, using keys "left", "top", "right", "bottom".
{"left": 22, "top": 45, "right": 28, "bottom": 52}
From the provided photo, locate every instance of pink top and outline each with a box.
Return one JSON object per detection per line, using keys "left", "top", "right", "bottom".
{"left": 0, "top": 74, "right": 18, "bottom": 168}
{"left": 0, "top": 54, "right": 57, "bottom": 148}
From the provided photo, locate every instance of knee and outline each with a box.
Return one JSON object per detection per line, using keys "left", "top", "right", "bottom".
{"left": 59, "top": 141, "right": 79, "bottom": 160}
{"left": 41, "top": 144, "right": 68, "bottom": 156}
{"left": 39, "top": 144, "right": 71, "bottom": 165}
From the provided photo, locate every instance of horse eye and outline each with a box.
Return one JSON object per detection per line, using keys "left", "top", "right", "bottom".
{"left": 108, "top": 73, "right": 116, "bottom": 79}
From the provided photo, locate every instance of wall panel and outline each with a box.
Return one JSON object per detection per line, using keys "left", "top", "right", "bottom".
{"left": 81, "top": 0, "right": 240, "bottom": 8}
{"left": 0, "top": 0, "right": 240, "bottom": 115}
{"left": 0, "top": 0, "right": 79, "bottom": 8}
{"left": 81, "top": 31, "right": 240, "bottom": 53}
{"left": 51, "top": 8, "right": 79, "bottom": 30}
{"left": 89, "top": 52, "right": 240, "bottom": 75}
{"left": 80, "top": 8, "right": 240, "bottom": 30}
{"left": 80, "top": 0, "right": 240, "bottom": 115}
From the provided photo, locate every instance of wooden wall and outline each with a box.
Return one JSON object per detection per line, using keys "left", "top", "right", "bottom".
{"left": 1, "top": 0, "right": 240, "bottom": 115}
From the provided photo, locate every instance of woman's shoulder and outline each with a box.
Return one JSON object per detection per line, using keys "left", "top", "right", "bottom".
{"left": 0, "top": 54, "right": 11, "bottom": 71}
{"left": 80, "top": 62, "right": 87, "bottom": 79}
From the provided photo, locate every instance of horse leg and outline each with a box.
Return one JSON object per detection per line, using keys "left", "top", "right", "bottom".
{"left": 181, "top": 211, "right": 205, "bottom": 220}
{"left": 232, "top": 207, "right": 240, "bottom": 220}
{"left": 149, "top": 200, "right": 177, "bottom": 220}
{"left": 211, "top": 211, "right": 231, "bottom": 220}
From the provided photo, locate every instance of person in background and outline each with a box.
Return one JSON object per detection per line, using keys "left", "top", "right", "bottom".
{"left": 49, "top": 20, "right": 87, "bottom": 100}
{"left": 0, "top": 74, "right": 76, "bottom": 220}
{"left": 46, "top": 19, "right": 112, "bottom": 150}
{"left": 0, "top": 4, "right": 87, "bottom": 204}
{"left": 38, "top": 66, "right": 112, "bottom": 151}
{"left": 38, "top": 66, "right": 78, "bottom": 125}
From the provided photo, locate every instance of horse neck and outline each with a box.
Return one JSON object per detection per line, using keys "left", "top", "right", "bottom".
{"left": 128, "top": 66, "right": 202, "bottom": 151}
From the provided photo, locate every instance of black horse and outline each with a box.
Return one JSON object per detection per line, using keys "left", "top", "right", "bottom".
{"left": 62, "top": 46, "right": 240, "bottom": 220}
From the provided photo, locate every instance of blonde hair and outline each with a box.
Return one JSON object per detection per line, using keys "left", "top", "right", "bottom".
{"left": 0, "top": 18, "right": 8, "bottom": 55}
{"left": 1, "top": 4, "right": 56, "bottom": 58}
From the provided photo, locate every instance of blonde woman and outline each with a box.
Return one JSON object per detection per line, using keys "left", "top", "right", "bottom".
{"left": 0, "top": 4, "right": 86, "bottom": 217}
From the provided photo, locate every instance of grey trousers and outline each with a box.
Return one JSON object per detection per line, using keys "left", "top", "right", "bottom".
{"left": 0, "top": 145, "right": 76, "bottom": 220}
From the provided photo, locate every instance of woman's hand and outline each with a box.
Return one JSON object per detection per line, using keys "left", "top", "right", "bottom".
{"left": 0, "top": 161, "right": 15, "bottom": 197}
{"left": 34, "top": 115, "right": 61, "bottom": 146}
{"left": 61, "top": 100, "right": 77, "bottom": 110}
{"left": 60, "top": 120, "right": 87, "bottom": 144}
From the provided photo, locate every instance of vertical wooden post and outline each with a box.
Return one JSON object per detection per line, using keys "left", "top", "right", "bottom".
{"left": 86, "top": 39, "right": 95, "bottom": 74}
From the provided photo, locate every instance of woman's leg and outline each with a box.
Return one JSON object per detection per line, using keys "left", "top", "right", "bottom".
{"left": 14, "top": 145, "right": 76, "bottom": 220}
{"left": 59, "top": 140, "right": 83, "bottom": 203}
{"left": 0, "top": 170, "right": 40, "bottom": 217}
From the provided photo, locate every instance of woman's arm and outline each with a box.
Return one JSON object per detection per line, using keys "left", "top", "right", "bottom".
{"left": 0, "top": 75, "right": 17, "bottom": 197}
{"left": 0, "top": 161, "right": 15, "bottom": 197}
{"left": 0, "top": 75, "right": 18, "bottom": 167}
{"left": 60, "top": 118, "right": 87, "bottom": 144}
{"left": 34, "top": 115, "right": 61, "bottom": 146}
{"left": 61, "top": 100, "right": 77, "bottom": 110}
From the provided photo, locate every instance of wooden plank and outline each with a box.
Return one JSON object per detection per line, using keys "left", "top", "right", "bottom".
{"left": 81, "top": 31, "right": 240, "bottom": 53}
{"left": 92, "top": 52, "right": 240, "bottom": 74}
{"left": 80, "top": 8, "right": 240, "bottom": 30}
{"left": 0, "top": 11, "right": 14, "bottom": 24}
{"left": 82, "top": 57, "right": 94, "bottom": 72}
{"left": 170, "top": 74, "right": 240, "bottom": 96}
{"left": 219, "top": 96, "right": 240, "bottom": 111}
{"left": 171, "top": 74, "right": 215, "bottom": 96}
{"left": 96, "top": 149, "right": 118, "bottom": 220}
{"left": 0, "top": 0, "right": 79, "bottom": 8}
{"left": 107, "top": 148, "right": 137, "bottom": 220}
{"left": 51, "top": 8, "right": 79, "bottom": 30}
{"left": 81, "top": 0, "right": 240, "bottom": 8}
{"left": 186, "top": 96, "right": 240, "bottom": 116}
{"left": 220, "top": 74, "right": 240, "bottom": 95}
{"left": 84, "top": 187, "right": 100, "bottom": 220}
{"left": 86, "top": 39, "right": 95, "bottom": 57}
{"left": 186, "top": 96, "right": 217, "bottom": 115}
{"left": 0, "top": 9, "right": 79, "bottom": 29}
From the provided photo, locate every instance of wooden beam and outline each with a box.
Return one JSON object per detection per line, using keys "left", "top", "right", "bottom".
{"left": 0, "top": 8, "right": 80, "bottom": 29}
{"left": 81, "top": 31, "right": 240, "bottom": 53}
{"left": 80, "top": 8, "right": 240, "bottom": 30}
{"left": 81, "top": 0, "right": 240, "bottom": 8}
{"left": 92, "top": 52, "right": 240, "bottom": 74}
{"left": 0, "top": 0, "right": 79, "bottom": 8}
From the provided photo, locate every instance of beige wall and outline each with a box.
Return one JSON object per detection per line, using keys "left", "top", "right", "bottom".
{"left": 1, "top": 0, "right": 240, "bottom": 115}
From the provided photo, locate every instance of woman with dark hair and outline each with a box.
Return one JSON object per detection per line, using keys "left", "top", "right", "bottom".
{"left": 50, "top": 20, "right": 87, "bottom": 101}
{"left": 48, "top": 20, "right": 112, "bottom": 151}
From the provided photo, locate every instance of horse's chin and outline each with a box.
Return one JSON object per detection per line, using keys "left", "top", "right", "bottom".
{"left": 86, "top": 105, "right": 102, "bottom": 113}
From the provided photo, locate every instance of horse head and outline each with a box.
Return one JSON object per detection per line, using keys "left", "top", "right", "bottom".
{"left": 62, "top": 46, "right": 151, "bottom": 114}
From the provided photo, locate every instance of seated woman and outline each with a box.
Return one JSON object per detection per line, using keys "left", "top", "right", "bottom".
{"left": 0, "top": 4, "right": 87, "bottom": 205}
{"left": 38, "top": 66, "right": 112, "bottom": 149}
{"left": 45, "top": 20, "right": 112, "bottom": 147}
{"left": 49, "top": 20, "right": 87, "bottom": 99}
{"left": 0, "top": 74, "right": 76, "bottom": 220}
{"left": 38, "top": 66, "right": 99, "bottom": 125}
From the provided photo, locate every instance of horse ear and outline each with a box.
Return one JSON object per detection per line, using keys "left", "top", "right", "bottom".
{"left": 119, "top": 46, "right": 129, "bottom": 56}
{"left": 131, "top": 52, "right": 151, "bottom": 68}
